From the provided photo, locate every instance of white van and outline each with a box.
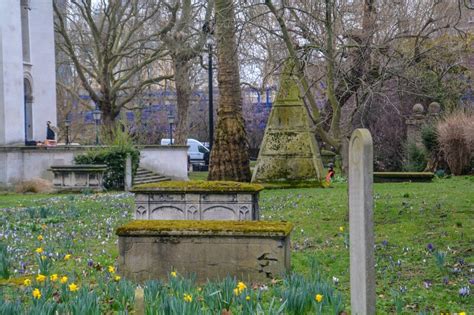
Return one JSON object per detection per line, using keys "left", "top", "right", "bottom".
{"left": 161, "top": 138, "right": 210, "bottom": 164}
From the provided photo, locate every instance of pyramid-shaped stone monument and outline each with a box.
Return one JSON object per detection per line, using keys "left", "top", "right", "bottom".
{"left": 251, "top": 60, "right": 324, "bottom": 183}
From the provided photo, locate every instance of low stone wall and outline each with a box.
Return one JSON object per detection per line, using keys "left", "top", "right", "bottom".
{"left": 374, "top": 172, "right": 434, "bottom": 183}
{"left": 0, "top": 145, "right": 188, "bottom": 186}
{"left": 50, "top": 164, "right": 106, "bottom": 192}
{"left": 132, "top": 181, "right": 264, "bottom": 220}
{"left": 139, "top": 145, "right": 188, "bottom": 180}
{"left": 117, "top": 220, "right": 292, "bottom": 283}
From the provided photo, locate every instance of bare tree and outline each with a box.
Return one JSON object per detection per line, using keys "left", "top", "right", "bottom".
{"left": 54, "top": 0, "right": 177, "bottom": 134}
{"left": 259, "top": 0, "right": 469, "bottom": 171}
{"left": 160, "top": 0, "right": 213, "bottom": 145}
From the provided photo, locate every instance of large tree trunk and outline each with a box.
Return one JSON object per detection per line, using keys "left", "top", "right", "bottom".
{"left": 208, "top": 0, "right": 251, "bottom": 182}
{"left": 173, "top": 57, "right": 191, "bottom": 145}
{"left": 98, "top": 101, "right": 119, "bottom": 141}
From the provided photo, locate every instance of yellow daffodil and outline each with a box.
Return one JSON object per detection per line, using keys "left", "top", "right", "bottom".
{"left": 246, "top": 295, "right": 251, "bottom": 301}
{"left": 23, "top": 279, "right": 31, "bottom": 286}
{"left": 237, "top": 281, "right": 247, "bottom": 292}
{"left": 183, "top": 293, "right": 192, "bottom": 303}
{"left": 41, "top": 255, "right": 46, "bottom": 260}
{"left": 339, "top": 226, "right": 344, "bottom": 232}
{"left": 35, "top": 247, "right": 43, "bottom": 254}
{"left": 36, "top": 274, "right": 46, "bottom": 283}
{"left": 32, "top": 288, "right": 41, "bottom": 299}
{"left": 114, "top": 275, "right": 121, "bottom": 282}
{"left": 170, "top": 271, "right": 177, "bottom": 278}
{"left": 315, "top": 294, "right": 323, "bottom": 303}
{"left": 50, "top": 274, "right": 58, "bottom": 282}
{"left": 60, "top": 276, "right": 68, "bottom": 284}
{"left": 37, "top": 235, "right": 43, "bottom": 241}
{"left": 233, "top": 281, "right": 247, "bottom": 295}
{"left": 68, "top": 283, "right": 79, "bottom": 292}
{"left": 459, "top": 312, "right": 466, "bottom": 315}
{"left": 108, "top": 266, "right": 115, "bottom": 273}
{"left": 64, "top": 254, "right": 71, "bottom": 261}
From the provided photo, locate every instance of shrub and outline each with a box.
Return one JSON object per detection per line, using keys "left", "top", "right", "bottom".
{"left": 75, "top": 127, "right": 140, "bottom": 189}
{"left": 403, "top": 141, "right": 426, "bottom": 172}
{"left": 14, "top": 178, "right": 54, "bottom": 194}
{"left": 421, "top": 124, "right": 439, "bottom": 154}
{"left": 437, "top": 111, "right": 473, "bottom": 175}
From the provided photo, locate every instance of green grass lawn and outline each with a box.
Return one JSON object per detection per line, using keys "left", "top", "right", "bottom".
{"left": 259, "top": 176, "right": 473, "bottom": 313}
{"left": 0, "top": 176, "right": 472, "bottom": 313}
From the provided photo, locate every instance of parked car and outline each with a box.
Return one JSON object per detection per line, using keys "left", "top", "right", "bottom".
{"left": 161, "top": 138, "right": 209, "bottom": 165}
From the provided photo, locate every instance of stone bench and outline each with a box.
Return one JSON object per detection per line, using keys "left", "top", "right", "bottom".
{"left": 374, "top": 172, "right": 434, "bottom": 183}
{"left": 116, "top": 220, "right": 292, "bottom": 283}
{"left": 49, "top": 164, "right": 107, "bottom": 192}
{"left": 131, "top": 181, "right": 264, "bottom": 221}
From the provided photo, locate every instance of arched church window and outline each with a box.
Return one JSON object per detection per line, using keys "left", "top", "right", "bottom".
{"left": 24, "top": 78, "right": 34, "bottom": 142}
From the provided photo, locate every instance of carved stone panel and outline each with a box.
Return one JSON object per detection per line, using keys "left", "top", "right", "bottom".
{"left": 133, "top": 192, "right": 259, "bottom": 221}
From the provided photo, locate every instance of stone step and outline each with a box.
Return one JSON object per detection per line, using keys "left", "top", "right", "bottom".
{"left": 136, "top": 169, "right": 154, "bottom": 175}
{"left": 134, "top": 175, "right": 168, "bottom": 181}
{"left": 133, "top": 167, "right": 170, "bottom": 185}
{"left": 133, "top": 177, "right": 170, "bottom": 185}
{"left": 134, "top": 172, "right": 155, "bottom": 178}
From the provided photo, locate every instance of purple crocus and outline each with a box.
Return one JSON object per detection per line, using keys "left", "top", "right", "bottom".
{"left": 423, "top": 280, "right": 432, "bottom": 289}
{"left": 459, "top": 286, "right": 470, "bottom": 297}
{"left": 427, "top": 243, "right": 434, "bottom": 252}
{"left": 87, "top": 259, "right": 94, "bottom": 267}
{"left": 469, "top": 279, "right": 474, "bottom": 285}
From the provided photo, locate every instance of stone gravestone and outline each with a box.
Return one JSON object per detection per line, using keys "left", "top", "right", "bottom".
{"left": 349, "top": 129, "right": 375, "bottom": 315}
{"left": 124, "top": 154, "right": 132, "bottom": 192}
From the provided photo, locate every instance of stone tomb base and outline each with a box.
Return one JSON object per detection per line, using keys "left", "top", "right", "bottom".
{"left": 49, "top": 164, "right": 107, "bottom": 192}
{"left": 132, "top": 181, "right": 264, "bottom": 221}
{"left": 117, "top": 220, "right": 292, "bottom": 283}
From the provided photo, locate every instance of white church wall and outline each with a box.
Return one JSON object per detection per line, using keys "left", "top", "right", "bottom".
{"left": 0, "top": 146, "right": 189, "bottom": 186}
{"left": 0, "top": 1, "right": 25, "bottom": 145}
{"left": 29, "top": 0, "right": 57, "bottom": 141}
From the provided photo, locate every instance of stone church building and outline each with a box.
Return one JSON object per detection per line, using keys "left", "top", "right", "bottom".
{"left": 0, "top": 0, "right": 56, "bottom": 145}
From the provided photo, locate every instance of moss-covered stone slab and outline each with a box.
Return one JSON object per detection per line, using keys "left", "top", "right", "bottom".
{"left": 252, "top": 60, "right": 324, "bottom": 183}
{"left": 132, "top": 181, "right": 263, "bottom": 221}
{"left": 132, "top": 180, "right": 264, "bottom": 193}
{"left": 374, "top": 172, "right": 434, "bottom": 183}
{"left": 117, "top": 220, "right": 293, "bottom": 236}
{"left": 117, "top": 220, "right": 292, "bottom": 283}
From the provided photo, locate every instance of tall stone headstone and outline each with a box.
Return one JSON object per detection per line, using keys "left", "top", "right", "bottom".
{"left": 251, "top": 60, "right": 324, "bottom": 183}
{"left": 349, "top": 128, "right": 375, "bottom": 315}
{"left": 124, "top": 154, "right": 132, "bottom": 192}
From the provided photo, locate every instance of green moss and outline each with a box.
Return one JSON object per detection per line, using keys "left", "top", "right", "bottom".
{"left": 0, "top": 276, "right": 28, "bottom": 287}
{"left": 116, "top": 220, "right": 293, "bottom": 236}
{"left": 132, "top": 180, "right": 264, "bottom": 193}
{"left": 374, "top": 172, "right": 434, "bottom": 183}
{"left": 320, "top": 150, "right": 336, "bottom": 156}
{"left": 374, "top": 172, "right": 434, "bottom": 178}
{"left": 259, "top": 180, "right": 324, "bottom": 190}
